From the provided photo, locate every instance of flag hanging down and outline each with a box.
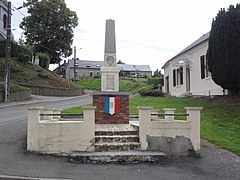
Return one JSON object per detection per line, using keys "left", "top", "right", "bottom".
{"left": 104, "top": 97, "right": 120, "bottom": 115}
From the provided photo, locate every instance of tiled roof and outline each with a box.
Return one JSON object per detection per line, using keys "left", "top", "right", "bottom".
{"left": 162, "top": 32, "right": 210, "bottom": 69}
{"left": 134, "top": 65, "right": 152, "bottom": 72}
{"left": 117, "top": 64, "right": 135, "bottom": 71}
{"left": 68, "top": 59, "right": 152, "bottom": 72}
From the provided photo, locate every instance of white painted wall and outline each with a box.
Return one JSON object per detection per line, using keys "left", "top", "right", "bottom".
{"left": 27, "top": 106, "right": 96, "bottom": 155}
{"left": 0, "top": 1, "right": 7, "bottom": 38}
{"left": 163, "top": 40, "right": 224, "bottom": 97}
{"left": 138, "top": 106, "right": 202, "bottom": 151}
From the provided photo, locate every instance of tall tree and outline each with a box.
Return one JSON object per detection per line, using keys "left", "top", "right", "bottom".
{"left": 207, "top": 4, "right": 240, "bottom": 95}
{"left": 20, "top": 0, "right": 78, "bottom": 64}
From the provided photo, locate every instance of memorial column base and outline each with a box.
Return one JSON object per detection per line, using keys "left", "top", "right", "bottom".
{"left": 100, "top": 67, "right": 120, "bottom": 92}
{"left": 93, "top": 92, "right": 130, "bottom": 124}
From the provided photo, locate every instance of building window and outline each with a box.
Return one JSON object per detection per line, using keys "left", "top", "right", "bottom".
{"left": 200, "top": 55, "right": 211, "bottom": 79}
{"left": 177, "top": 67, "right": 183, "bottom": 85}
{"left": 173, "top": 69, "right": 176, "bottom": 87}
{"left": 173, "top": 67, "right": 183, "bottom": 87}
{"left": 3, "top": 14, "right": 7, "bottom": 29}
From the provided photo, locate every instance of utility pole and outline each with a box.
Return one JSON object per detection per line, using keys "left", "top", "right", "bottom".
{"left": 4, "top": 1, "right": 12, "bottom": 102}
{"left": 73, "top": 46, "right": 76, "bottom": 82}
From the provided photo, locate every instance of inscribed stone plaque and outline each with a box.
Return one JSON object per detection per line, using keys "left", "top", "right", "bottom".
{"left": 106, "top": 75, "right": 114, "bottom": 90}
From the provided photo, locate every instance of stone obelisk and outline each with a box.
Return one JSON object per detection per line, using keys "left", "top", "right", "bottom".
{"left": 101, "top": 19, "right": 120, "bottom": 92}
{"left": 93, "top": 19, "right": 129, "bottom": 124}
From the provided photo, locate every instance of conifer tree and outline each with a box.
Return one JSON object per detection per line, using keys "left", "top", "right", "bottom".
{"left": 207, "top": 4, "right": 240, "bottom": 95}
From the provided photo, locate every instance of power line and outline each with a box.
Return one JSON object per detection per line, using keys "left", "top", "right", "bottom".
{"left": 12, "top": 4, "right": 26, "bottom": 17}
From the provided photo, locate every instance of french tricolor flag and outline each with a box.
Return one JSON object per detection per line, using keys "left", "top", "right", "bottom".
{"left": 104, "top": 97, "right": 120, "bottom": 115}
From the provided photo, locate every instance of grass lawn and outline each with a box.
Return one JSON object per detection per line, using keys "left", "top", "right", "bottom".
{"left": 63, "top": 96, "right": 240, "bottom": 156}
{"left": 76, "top": 78, "right": 150, "bottom": 93}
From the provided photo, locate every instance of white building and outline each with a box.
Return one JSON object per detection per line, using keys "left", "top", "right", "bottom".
{"left": 0, "top": 0, "right": 7, "bottom": 40}
{"left": 162, "top": 32, "right": 225, "bottom": 97}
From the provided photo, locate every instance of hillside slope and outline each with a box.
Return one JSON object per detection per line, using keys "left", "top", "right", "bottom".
{"left": 0, "top": 58, "right": 76, "bottom": 89}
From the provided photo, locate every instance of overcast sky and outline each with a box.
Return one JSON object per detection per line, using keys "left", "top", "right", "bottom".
{"left": 11, "top": 0, "right": 240, "bottom": 71}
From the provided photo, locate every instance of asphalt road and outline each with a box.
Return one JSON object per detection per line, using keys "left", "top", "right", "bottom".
{"left": 0, "top": 95, "right": 239, "bottom": 180}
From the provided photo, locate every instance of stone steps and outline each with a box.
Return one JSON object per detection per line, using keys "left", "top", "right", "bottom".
{"left": 94, "top": 124, "right": 140, "bottom": 152}
{"left": 95, "top": 135, "right": 139, "bottom": 143}
{"left": 95, "top": 130, "right": 138, "bottom": 136}
{"left": 95, "top": 142, "right": 140, "bottom": 152}
{"left": 69, "top": 151, "right": 168, "bottom": 164}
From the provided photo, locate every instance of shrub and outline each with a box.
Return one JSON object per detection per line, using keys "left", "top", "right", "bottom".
{"left": 17, "top": 54, "right": 30, "bottom": 64}
{"left": 139, "top": 89, "right": 163, "bottom": 97}
{"left": 0, "top": 40, "right": 23, "bottom": 57}
{"left": 38, "top": 52, "right": 50, "bottom": 69}
{"left": 138, "top": 85, "right": 153, "bottom": 95}
{"left": 147, "top": 77, "right": 164, "bottom": 89}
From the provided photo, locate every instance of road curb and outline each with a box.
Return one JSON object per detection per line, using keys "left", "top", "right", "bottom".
{"left": 0, "top": 94, "right": 90, "bottom": 109}
{"left": 0, "top": 175, "right": 71, "bottom": 180}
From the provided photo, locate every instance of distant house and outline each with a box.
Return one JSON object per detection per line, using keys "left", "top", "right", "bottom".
{"left": 53, "top": 60, "right": 68, "bottom": 78}
{"left": 0, "top": 0, "right": 8, "bottom": 40}
{"left": 118, "top": 64, "right": 152, "bottom": 78}
{"left": 162, "top": 32, "right": 225, "bottom": 97}
{"left": 64, "top": 59, "right": 152, "bottom": 81}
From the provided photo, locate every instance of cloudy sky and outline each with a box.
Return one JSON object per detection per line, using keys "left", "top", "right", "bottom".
{"left": 11, "top": 0, "right": 240, "bottom": 71}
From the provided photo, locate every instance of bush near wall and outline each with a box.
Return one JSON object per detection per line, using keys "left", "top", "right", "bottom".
{"left": 147, "top": 78, "right": 164, "bottom": 89}
{"left": 38, "top": 52, "right": 50, "bottom": 69}
{"left": 0, "top": 40, "right": 22, "bottom": 57}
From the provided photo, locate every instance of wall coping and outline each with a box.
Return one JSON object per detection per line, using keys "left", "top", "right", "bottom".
{"left": 28, "top": 106, "right": 43, "bottom": 110}
{"left": 92, "top": 91, "right": 131, "bottom": 96}
{"left": 163, "top": 108, "right": 176, "bottom": 111}
{"left": 138, "top": 106, "right": 153, "bottom": 110}
{"left": 83, "top": 106, "right": 96, "bottom": 110}
{"left": 185, "top": 107, "right": 203, "bottom": 110}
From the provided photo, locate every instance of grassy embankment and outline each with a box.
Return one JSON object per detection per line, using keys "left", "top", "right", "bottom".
{"left": 0, "top": 58, "right": 76, "bottom": 89}
{"left": 76, "top": 78, "right": 151, "bottom": 93}
{"left": 66, "top": 78, "right": 240, "bottom": 156}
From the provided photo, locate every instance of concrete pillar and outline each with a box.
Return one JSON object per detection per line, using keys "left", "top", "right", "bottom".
{"left": 53, "top": 108, "right": 62, "bottom": 120}
{"left": 27, "top": 107, "right": 42, "bottom": 151}
{"left": 43, "top": 108, "right": 54, "bottom": 120}
{"left": 83, "top": 106, "right": 96, "bottom": 151}
{"left": 163, "top": 108, "right": 176, "bottom": 121}
{"left": 138, "top": 106, "right": 153, "bottom": 150}
{"left": 185, "top": 107, "right": 202, "bottom": 151}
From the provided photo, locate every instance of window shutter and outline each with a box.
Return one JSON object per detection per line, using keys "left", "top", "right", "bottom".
{"left": 200, "top": 55, "right": 205, "bottom": 79}
{"left": 173, "top": 69, "right": 176, "bottom": 87}
{"left": 180, "top": 67, "right": 183, "bottom": 85}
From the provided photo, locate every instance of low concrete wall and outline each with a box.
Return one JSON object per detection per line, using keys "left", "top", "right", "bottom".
{"left": 22, "top": 85, "right": 84, "bottom": 96}
{"left": 138, "top": 107, "right": 202, "bottom": 156}
{"left": 0, "top": 89, "right": 31, "bottom": 102}
{"left": 27, "top": 106, "right": 96, "bottom": 155}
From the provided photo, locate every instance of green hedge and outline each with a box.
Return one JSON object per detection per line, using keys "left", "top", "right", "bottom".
{"left": 147, "top": 78, "right": 164, "bottom": 89}
{"left": 0, "top": 40, "right": 21, "bottom": 57}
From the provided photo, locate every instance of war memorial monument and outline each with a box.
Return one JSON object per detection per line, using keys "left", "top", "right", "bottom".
{"left": 27, "top": 19, "right": 202, "bottom": 163}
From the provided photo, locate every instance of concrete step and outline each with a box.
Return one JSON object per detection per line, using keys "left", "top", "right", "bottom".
{"left": 95, "top": 142, "right": 140, "bottom": 152}
{"left": 69, "top": 151, "right": 168, "bottom": 164}
{"left": 95, "top": 130, "right": 138, "bottom": 136}
{"left": 95, "top": 135, "right": 139, "bottom": 143}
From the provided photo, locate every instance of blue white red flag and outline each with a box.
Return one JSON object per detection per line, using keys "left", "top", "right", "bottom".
{"left": 104, "top": 97, "right": 120, "bottom": 115}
